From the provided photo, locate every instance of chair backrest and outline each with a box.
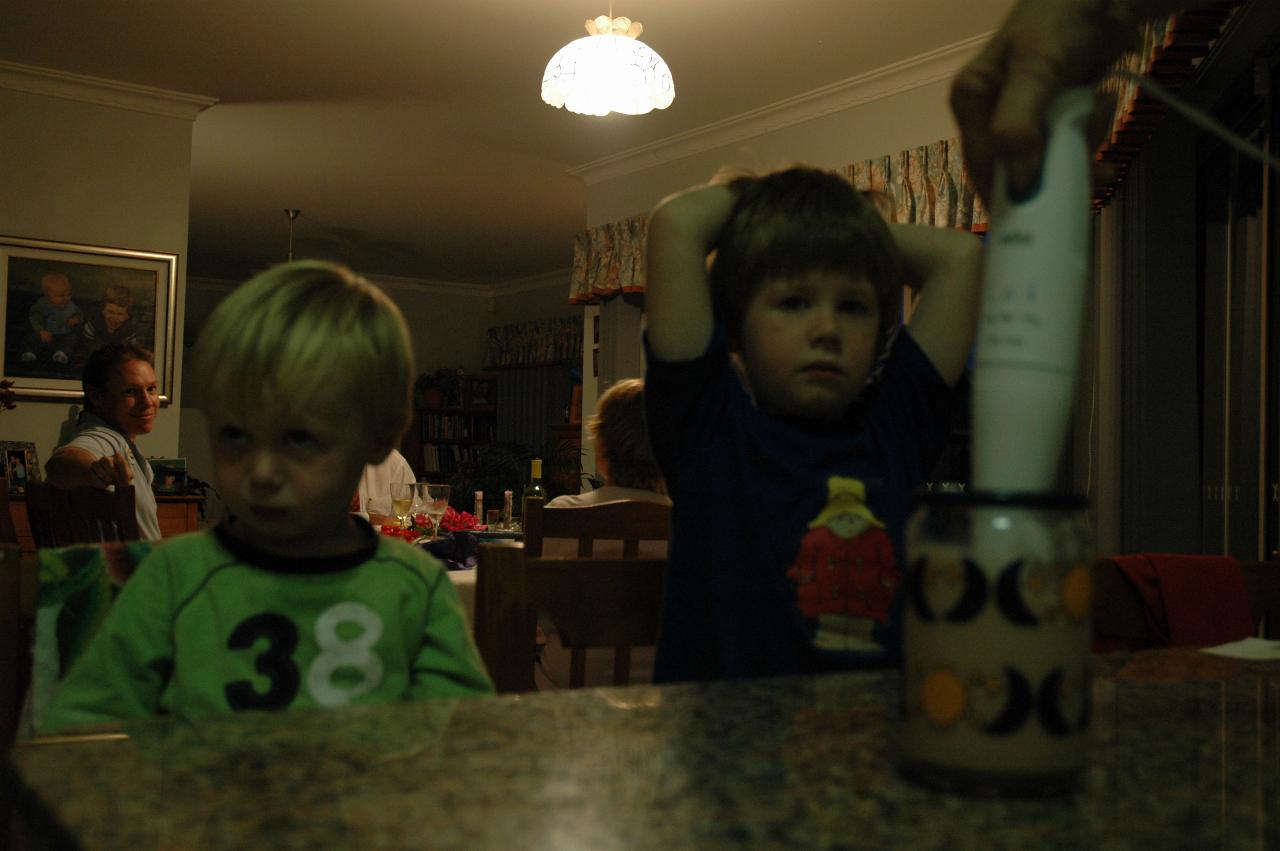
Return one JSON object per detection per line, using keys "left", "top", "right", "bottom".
{"left": 1, "top": 542, "right": 25, "bottom": 745}
{"left": 1240, "top": 560, "right": 1280, "bottom": 640}
{"left": 0, "top": 476, "right": 18, "bottom": 546}
{"left": 25, "top": 480, "right": 139, "bottom": 547}
{"left": 522, "top": 496, "right": 671, "bottom": 558}
{"left": 474, "top": 543, "right": 666, "bottom": 693}
{"left": 1093, "top": 556, "right": 1280, "bottom": 648}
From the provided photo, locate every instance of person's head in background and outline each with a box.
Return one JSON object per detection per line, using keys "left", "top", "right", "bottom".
{"left": 40, "top": 272, "right": 74, "bottom": 307}
{"left": 100, "top": 283, "right": 134, "bottom": 332}
{"left": 708, "top": 165, "right": 904, "bottom": 422}
{"left": 590, "top": 378, "right": 665, "bottom": 494}
{"left": 190, "top": 260, "right": 414, "bottom": 556}
{"left": 81, "top": 343, "right": 157, "bottom": 440}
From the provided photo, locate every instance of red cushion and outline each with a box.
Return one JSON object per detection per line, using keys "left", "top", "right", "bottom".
{"left": 1111, "top": 554, "right": 1254, "bottom": 647}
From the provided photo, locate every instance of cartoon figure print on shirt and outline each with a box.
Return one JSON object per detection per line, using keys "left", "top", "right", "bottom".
{"left": 786, "top": 476, "right": 898, "bottom": 652}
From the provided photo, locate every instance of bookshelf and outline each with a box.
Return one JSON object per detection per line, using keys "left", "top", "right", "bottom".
{"left": 402, "top": 372, "right": 498, "bottom": 481}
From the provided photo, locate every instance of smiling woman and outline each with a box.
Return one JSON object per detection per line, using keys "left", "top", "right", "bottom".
{"left": 43, "top": 343, "right": 163, "bottom": 540}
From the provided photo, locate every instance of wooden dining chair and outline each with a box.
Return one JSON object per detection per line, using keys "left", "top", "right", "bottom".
{"left": 1092, "top": 555, "right": 1280, "bottom": 648}
{"left": 1240, "top": 560, "right": 1280, "bottom": 640}
{"left": 1, "top": 543, "right": 26, "bottom": 746}
{"left": 474, "top": 544, "right": 667, "bottom": 693}
{"left": 25, "top": 480, "right": 139, "bottom": 547}
{"left": 0, "top": 476, "right": 19, "bottom": 547}
{"left": 518, "top": 495, "right": 670, "bottom": 686}
{"left": 522, "top": 496, "right": 671, "bottom": 559}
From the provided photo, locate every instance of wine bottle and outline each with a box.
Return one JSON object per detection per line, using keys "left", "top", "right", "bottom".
{"left": 522, "top": 458, "right": 547, "bottom": 521}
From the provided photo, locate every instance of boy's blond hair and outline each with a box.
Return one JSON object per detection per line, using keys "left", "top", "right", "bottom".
{"left": 102, "top": 283, "right": 134, "bottom": 309}
{"left": 589, "top": 378, "right": 664, "bottom": 492}
{"left": 191, "top": 260, "right": 413, "bottom": 452}
{"left": 41, "top": 272, "right": 71, "bottom": 296}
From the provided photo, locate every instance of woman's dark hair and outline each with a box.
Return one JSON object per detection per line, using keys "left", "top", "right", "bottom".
{"left": 82, "top": 343, "right": 154, "bottom": 414}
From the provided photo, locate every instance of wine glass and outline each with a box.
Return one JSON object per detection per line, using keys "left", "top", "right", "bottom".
{"left": 389, "top": 482, "right": 415, "bottom": 529}
{"left": 419, "top": 482, "right": 450, "bottom": 540}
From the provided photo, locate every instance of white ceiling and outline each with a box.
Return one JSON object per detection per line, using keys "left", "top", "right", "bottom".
{"left": 1, "top": 0, "right": 1014, "bottom": 286}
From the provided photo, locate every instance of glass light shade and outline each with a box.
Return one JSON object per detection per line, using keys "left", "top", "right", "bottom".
{"left": 541, "top": 33, "right": 675, "bottom": 117}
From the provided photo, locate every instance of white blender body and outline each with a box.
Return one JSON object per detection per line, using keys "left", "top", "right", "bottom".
{"left": 970, "top": 88, "right": 1096, "bottom": 493}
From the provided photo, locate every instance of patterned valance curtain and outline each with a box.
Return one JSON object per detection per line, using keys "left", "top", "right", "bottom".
{"left": 567, "top": 138, "right": 986, "bottom": 303}
{"left": 568, "top": 215, "right": 648, "bottom": 304}
{"left": 484, "top": 316, "right": 582, "bottom": 369}
{"left": 845, "top": 138, "right": 988, "bottom": 229}
{"left": 1094, "top": 4, "right": 1238, "bottom": 209}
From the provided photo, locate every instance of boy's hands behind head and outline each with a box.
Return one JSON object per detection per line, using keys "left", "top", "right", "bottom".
{"left": 645, "top": 182, "right": 738, "bottom": 362}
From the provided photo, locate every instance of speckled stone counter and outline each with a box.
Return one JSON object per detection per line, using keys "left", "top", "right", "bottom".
{"left": 7, "top": 649, "right": 1279, "bottom": 849}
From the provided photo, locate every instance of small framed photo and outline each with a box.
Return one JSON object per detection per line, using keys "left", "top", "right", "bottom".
{"left": 1, "top": 235, "right": 177, "bottom": 403}
{"left": 149, "top": 457, "right": 187, "bottom": 496}
{"left": 469, "top": 376, "right": 495, "bottom": 407}
{"left": 1, "top": 440, "right": 40, "bottom": 496}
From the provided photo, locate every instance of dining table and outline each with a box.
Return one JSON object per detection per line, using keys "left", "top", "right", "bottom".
{"left": 5, "top": 647, "right": 1278, "bottom": 849}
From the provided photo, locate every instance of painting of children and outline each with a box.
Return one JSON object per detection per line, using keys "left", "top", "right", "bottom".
{"left": 3, "top": 253, "right": 157, "bottom": 383}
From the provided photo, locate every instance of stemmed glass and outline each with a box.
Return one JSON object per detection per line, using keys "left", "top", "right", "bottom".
{"left": 389, "top": 482, "right": 415, "bottom": 530}
{"left": 419, "top": 482, "right": 451, "bottom": 540}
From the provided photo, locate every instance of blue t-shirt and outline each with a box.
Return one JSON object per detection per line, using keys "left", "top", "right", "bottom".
{"left": 644, "top": 325, "right": 956, "bottom": 683}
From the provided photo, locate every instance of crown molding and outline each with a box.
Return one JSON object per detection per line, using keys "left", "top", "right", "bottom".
{"left": 0, "top": 60, "right": 217, "bottom": 121}
{"left": 370, "top": 267, "right": 570, "bottom": 298}
{"left": 489, "top": 268, "right": 570, "bottom": 297}
{"left": 188, "top": 267, "right": 571, "bottom": 299}
{"left": 569, "top": 32, "right": 991, "bottom": 186}
{"left": 361, "top": 271, "right": 493, "bottom": 298}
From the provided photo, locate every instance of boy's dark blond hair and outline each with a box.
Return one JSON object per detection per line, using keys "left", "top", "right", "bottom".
{"left": 589, "top": 378, "right": 664, "bottom": 492}
{"left": 191, "top": 260, "right": 414, "bottom": 454}
{"left": 102, "top": 283, "right": 134, "bottom": 309}
{"left": 709, "top": 165, "right": 904, "bottom": 354}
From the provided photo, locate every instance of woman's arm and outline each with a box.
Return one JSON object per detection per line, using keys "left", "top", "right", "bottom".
{"left": 951, "top": 0, "right": 1192, "bottom": 200}
{"left": 894, "top": 224, "right": 984, "bottom": 386}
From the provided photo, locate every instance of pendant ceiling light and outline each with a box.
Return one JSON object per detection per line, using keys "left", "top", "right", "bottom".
{"left": 541, "top": 14, "right": 675, "bottom": 117}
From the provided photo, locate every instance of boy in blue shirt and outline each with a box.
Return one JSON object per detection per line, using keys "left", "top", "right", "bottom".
{"left": 21, "top": 271, "right": 82, "bottom": 365}
{"left": 644, "top": 166, "right": 982, "bottom": 682}
{"left": 44, "top": 261, "right": 492, "bottom": 731}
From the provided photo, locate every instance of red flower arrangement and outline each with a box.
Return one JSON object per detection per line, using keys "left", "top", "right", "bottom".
{"left": 376, "top": 506, "right": 483, "bottom": 541}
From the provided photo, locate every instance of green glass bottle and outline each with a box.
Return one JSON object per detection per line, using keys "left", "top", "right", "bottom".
{"left": 522, "top": 458, "right": 547, "bottom": 522}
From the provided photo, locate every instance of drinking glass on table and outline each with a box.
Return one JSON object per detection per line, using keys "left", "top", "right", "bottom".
{"left": 389, "top": 482, "right": 415, "bottom": 529}
{"left": 419, "top": 482, "right": 450, "bottom": 540}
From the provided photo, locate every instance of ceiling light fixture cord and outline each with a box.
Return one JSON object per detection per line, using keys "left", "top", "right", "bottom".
{"left": 285, "top": 209, "right": 300, "bottom": 262}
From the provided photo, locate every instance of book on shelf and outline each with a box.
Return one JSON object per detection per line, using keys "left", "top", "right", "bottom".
{"left": 421, "top": 442, "right": 481, "bottom": 475}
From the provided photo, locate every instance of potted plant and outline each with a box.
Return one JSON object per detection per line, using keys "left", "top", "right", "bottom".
{"left": 447, "top": 441, "right": 532, "bottom": 514}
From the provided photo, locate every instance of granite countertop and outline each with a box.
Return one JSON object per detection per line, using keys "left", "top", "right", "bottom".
{"left": 8, "top": 649, "right": 1279, "bottom": 849}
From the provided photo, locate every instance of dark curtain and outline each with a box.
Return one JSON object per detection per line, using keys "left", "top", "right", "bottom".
{"left": 496, "top": 364, "right": 574, "bottom": 455}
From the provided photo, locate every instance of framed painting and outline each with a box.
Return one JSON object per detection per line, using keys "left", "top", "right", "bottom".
{"left": 149, "top": 457, "right": 188, "bottom": 496}
{"left": 1, "top": 235, "right": 177, "bottom": 403}
{"left": 1, "top": 440, "right": 40, "bottom": 496}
